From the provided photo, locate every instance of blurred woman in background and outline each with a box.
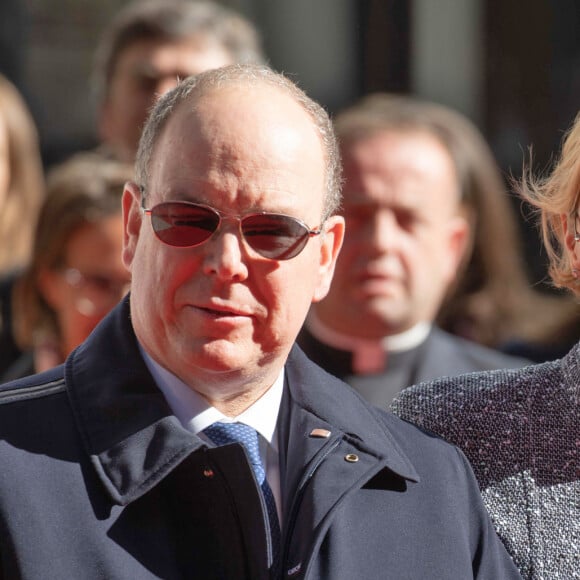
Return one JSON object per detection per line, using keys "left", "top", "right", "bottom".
{"left": 0, "top": 73, "right": 45, "bottom": 375}
{"left": 0, "top": 73, "right": 44, "bottom": 274}
{"left": 3, "top": 154, "right": 132, "bottom": 380}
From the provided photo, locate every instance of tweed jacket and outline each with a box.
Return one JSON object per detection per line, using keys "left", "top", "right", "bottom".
{"left": 392, "top": 346, "right": 580, "bottom": 580}
{"left": 0, "top": 298, "right": 522, "bottom": 579}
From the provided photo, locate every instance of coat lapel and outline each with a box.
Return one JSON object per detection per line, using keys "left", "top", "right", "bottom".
{"left": 279, "top": 346, "right": 419, "bottom": 576}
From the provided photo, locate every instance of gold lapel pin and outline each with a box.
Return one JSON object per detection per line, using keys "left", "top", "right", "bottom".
{"left": 309, "top": 428, "right": 331, "bottom": 438}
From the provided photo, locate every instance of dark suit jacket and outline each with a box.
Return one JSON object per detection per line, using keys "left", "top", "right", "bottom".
{"left": 0, "top": 298, "right": 521, "bottom": 579}
{"left": 298, "top": 325, "right": 529, "bottom": 407}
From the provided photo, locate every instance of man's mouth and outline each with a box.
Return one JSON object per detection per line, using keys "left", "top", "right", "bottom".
{"left": 196, "top": 304, "right": 250, "bottom": 318}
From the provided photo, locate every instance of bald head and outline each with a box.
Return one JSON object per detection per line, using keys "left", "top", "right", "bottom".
{"left": 135, "top": 64, "right": 342, "bottom": 220}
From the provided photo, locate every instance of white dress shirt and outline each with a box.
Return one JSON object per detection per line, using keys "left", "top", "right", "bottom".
{"left": 140, "top": 346, "right": 284, "bottom": 521}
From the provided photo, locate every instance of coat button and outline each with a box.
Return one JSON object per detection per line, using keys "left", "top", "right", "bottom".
{"left": 344, "top": 454, "right": 359, "bottom": 463}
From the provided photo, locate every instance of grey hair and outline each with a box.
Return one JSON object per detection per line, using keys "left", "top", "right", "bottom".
{"left": 135, "top": 63, "right": 342, "bottom": 219}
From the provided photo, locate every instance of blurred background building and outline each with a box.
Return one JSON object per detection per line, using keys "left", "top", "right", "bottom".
{"left": 1, "top": 0, "right": 579, "bottom": 286}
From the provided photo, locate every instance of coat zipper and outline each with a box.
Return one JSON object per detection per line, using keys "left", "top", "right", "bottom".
{"left": 281, "top": 437, "right": 342, "bottom": 575}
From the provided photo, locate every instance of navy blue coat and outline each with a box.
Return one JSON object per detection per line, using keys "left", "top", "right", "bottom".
{"left": 0, "top": 299, "right": 521, "bottom": 579}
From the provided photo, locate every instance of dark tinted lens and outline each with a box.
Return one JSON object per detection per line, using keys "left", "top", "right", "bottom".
{"left": 241, "top": 214, "right": 310, "bottom": 259}
{"left": 150, "top": 202, "right": 219, "bottom": 247}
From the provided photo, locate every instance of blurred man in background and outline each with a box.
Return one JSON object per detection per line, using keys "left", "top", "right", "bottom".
{"left": 299, "top": 94, "right": 529, "bottom": 407}
{"left": 93, "top": 0, "right": 265, "bottom": 162}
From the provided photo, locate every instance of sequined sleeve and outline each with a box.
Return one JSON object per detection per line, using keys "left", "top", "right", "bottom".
{"left": 391, "top": 357, "right": 580, "bottom": 580}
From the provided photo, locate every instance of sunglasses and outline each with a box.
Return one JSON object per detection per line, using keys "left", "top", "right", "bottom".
{"left": 141, "top": 199, "right": 323, "bottom": 260}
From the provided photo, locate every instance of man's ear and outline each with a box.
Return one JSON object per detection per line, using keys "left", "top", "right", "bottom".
{"left": 312, "top": 215, "right": 345, "bottom": 303}
{"left": 122, "top": 181, "right": 143, "bottom": 270}
{"left": 443, "top": 215, "right": 470, "bottom": 284}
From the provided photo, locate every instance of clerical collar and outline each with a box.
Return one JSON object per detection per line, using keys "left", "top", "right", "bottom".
{"left": 306, "top": 311, "right": 431, "bottom": 373}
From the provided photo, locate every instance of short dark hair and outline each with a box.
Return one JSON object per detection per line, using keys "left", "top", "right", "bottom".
{"left": 93, "top": 0, "right": 265, "bottom": 103}
{"left": 335, "top": 93, "right": 495, "bottom": 204}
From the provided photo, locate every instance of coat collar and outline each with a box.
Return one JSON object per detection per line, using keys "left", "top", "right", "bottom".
{"left": 65, "top": 297, "right": 205, "bottom": 506}
{"left": 65, "top": 297, "right": 418, "bottom": 507}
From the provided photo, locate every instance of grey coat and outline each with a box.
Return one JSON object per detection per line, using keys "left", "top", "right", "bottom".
{"left": 0, "top": 298, "right": 522, "bottom": 579}
{"left": 392, "top": 346, "right": 580, "bottom": 579}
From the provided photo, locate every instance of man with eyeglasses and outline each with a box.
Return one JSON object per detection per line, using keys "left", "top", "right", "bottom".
{"left": 0, "top": 66, "right": 521, "bottom": 579}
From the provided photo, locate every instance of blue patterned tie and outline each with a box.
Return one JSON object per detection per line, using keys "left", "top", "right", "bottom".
{"left": 203, "top": 422, "right": 281, "bottom": 567}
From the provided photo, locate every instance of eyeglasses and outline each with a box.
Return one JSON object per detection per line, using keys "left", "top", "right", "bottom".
{"left": 63, "top": 268, "right": 130, "bottom": 316}
{"left": 141, "top": 199, "right": 323, "bottom": 260}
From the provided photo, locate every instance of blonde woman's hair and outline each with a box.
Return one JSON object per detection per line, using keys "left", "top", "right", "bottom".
{"left": 519, "top": 111, "right": 580, "bottom": 294}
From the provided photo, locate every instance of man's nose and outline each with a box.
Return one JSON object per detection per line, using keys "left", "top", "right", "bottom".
{"left": 364, "top": 210, "right": 399, "bottom": 250}
{"left": 201, "top": 226, "right": 249, "bottom": 282}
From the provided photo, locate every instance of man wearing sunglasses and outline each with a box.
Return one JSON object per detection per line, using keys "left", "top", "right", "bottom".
{"left": 0, "top": 65, "right": 521, "bottom": 579}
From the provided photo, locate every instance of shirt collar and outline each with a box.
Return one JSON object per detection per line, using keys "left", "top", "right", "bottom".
{"left": 139, "top": 344, "right": 283, "bottom": 451}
